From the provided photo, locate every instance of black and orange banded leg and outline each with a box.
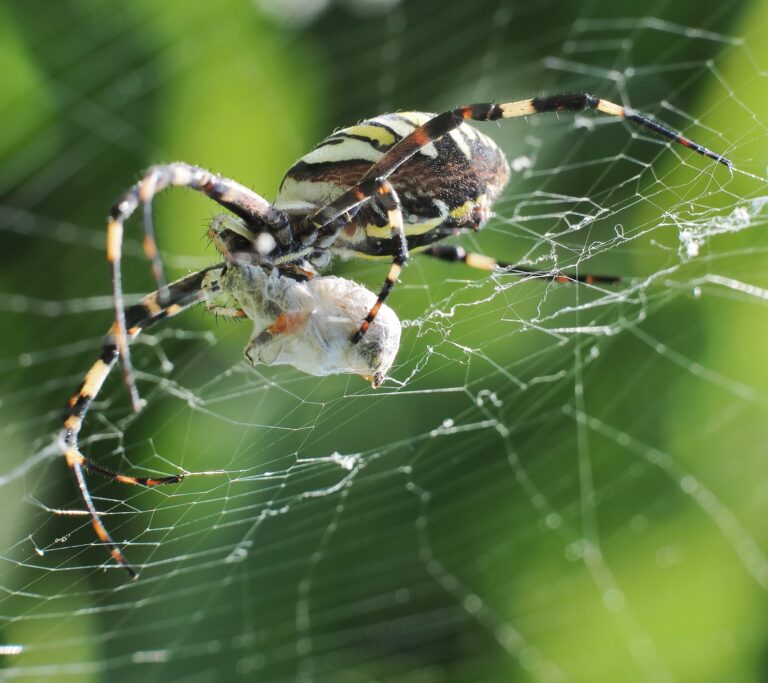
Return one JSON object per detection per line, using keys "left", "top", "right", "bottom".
{"left": 422, "top": 244, "right": 619, "bottom": 285}
{"left": 301, "top": 178, "right": 408, "bottom": 343}
{"left": 354, "top": 180, "right": 408, "bottom": 343}
{"left": 302, "top": 176, "right": 394, "bottom": 245}
{"left": 354, "top": 94, "right": 731, "bottom": 186}
{"left": 108, "top": 162, "right": 287, "bottom": 412}
{"left": 61, "top": 265, "right": 227, "bottom": 578}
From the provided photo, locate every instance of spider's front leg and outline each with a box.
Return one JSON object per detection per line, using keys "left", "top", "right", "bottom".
{"left": 107, "top": 162, "right": 289, "bottom": 412}
{"left": 301, "top": 177, "right": 408, "bottom": 343}
{"left": 62, "top": 265, "right": 227, "bottom": 578}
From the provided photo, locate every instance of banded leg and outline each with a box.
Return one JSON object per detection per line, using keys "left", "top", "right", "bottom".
{"left": 61, "top": 265, "right": 228, "bottom": 578}
{"left": 353, "top": 180, "right": 407, "bottom": 342}
{"left": 108, "top": 162, "right": 288, "bottom": 412}
{"left": 422, "top": 244, "right": 619, "bottom": 285}
{"left": 305, "top": 178, "right": 408, "bottom": 344}
{"left": 302, "top": 178, "right": 407, "bottom": 342}
{"left": 300, "top": 176, "right": 392, "bottom": 246}
{"left": 354, "top": 94, "right": 731, "bottom": 186}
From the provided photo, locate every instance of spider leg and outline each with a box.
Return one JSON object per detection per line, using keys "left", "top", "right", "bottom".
{"left": 354, "top": 94, "right": 731, "bottom": 185}
{"left": 61, "top": 264, "right": 229, "bottom": 578}
{"left": 422, "top": 244, "right": 619, "bottom": 285}
{"left": 300, "top": 177, "right": 386, "bottom": 246}
{"left": 108, "top": 162, "right": 288, "bottom": 412}
{"left": 300, "top": 178, "right": 407, "bottom": 342}
{"left": 352, "top": 180, "right": 407, "bottom": 342}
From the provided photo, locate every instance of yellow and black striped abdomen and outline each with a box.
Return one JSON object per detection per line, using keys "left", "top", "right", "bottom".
{"left": 274, "top": 112, "right": 511, "bottom": 256}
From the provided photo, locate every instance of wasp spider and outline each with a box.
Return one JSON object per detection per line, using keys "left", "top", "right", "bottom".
{"left": 61, "top": 93, "right": 730, "bottom": 577}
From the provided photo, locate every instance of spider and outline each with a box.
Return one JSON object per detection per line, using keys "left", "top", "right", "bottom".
{"left": 61, "top": 93, "right": 730, "bottom": 577}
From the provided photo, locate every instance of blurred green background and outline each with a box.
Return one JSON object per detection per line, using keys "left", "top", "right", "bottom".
{"left": 2, "top": 0, "right": 768, "bottom": 681}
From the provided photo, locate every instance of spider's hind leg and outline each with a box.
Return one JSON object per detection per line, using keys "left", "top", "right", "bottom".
{"left": 354, "top": 94, "right": 731, "bottom": 187}
{"left": 422, "top": 244, "right": 619, "bottom": 285}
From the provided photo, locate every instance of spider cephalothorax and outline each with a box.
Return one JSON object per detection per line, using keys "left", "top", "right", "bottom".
{"left": 62, "top": 93, "right": 730, "bottom": 577}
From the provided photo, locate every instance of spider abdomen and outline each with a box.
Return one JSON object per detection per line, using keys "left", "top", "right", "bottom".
{"left": 275, "top": 112, "right": 511, "bottom": 258}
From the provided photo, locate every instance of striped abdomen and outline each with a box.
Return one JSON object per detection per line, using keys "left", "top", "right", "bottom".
{"left": 274, "top": 112, "right": 510, "bottom": 257}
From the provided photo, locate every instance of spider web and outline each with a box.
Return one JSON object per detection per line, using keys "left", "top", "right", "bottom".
{"left": 2, "top": 1, "right": 768, "bottom": 681}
